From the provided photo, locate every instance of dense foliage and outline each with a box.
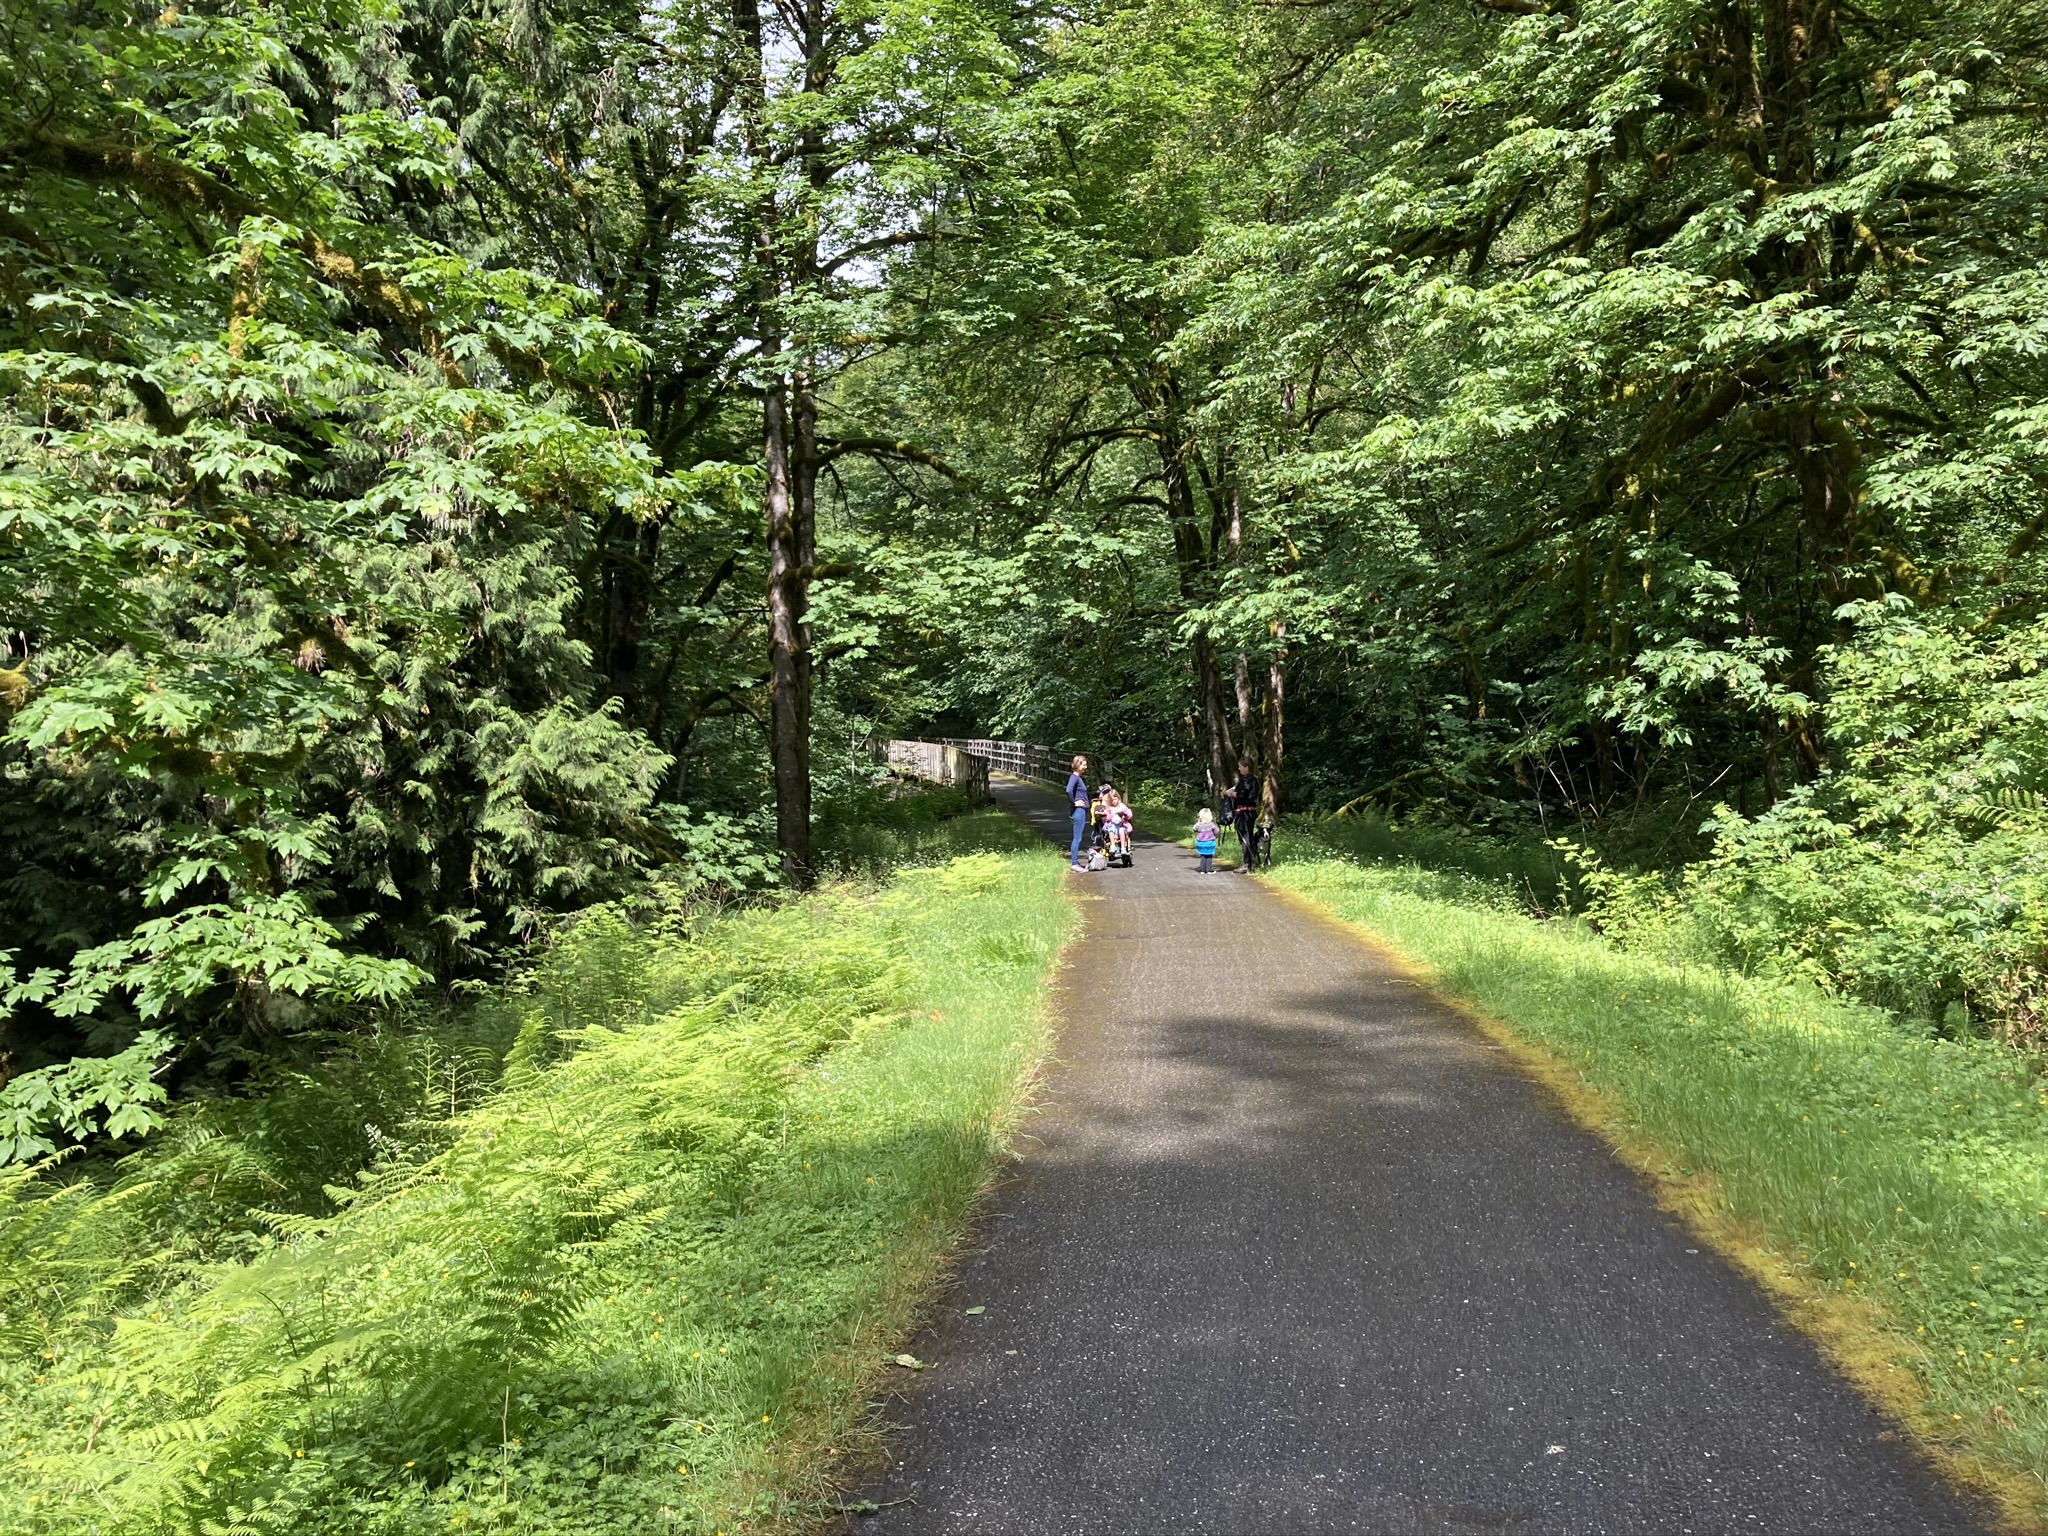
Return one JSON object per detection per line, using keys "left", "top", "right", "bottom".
{"left": 875, "top": 0, "right": 2048, "bottom": 800}
{"left": 1, "top": 0, "right": 698, "bottom": 1084}
{"left": 8, "top": 0, "right": 2048, "bottom": 1392}
{"left": 828, "top": 0, "right": 2048, "bottom": 1037}
{"left": 9, "top": 0, "right": 2048, "bottom": 1520}
{"left": 0, "top": 0, "right": 1017, "bottom": 1096}
{"left": 16, "top": 0, "right": 2048, "bottom": 1094}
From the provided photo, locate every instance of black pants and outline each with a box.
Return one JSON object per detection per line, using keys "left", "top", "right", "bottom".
{"left": 1233, "top": 811, "right": 1256, "bottom": 866}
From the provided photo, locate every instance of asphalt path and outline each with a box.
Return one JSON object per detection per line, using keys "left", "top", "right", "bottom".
{"left": 853, "top": 776, "right": 1985, "bottom": 1535}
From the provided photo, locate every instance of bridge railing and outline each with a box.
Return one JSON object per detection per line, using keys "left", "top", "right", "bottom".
{"left": 935, "top": 739, "right": 1124, "bottom": 789}
{"left": 882, "top": 740, "right": 990, "bottom": 799}
{"left": 935, "top": 738, "right": 1053, "bottom": 784}
{"left": 883, "top": 736, "right": 1139, "bottom": 801}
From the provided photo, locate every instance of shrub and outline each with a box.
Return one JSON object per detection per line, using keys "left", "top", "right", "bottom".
{"left": 1305, "top": 604, "right": 2048, "bottom": 1045}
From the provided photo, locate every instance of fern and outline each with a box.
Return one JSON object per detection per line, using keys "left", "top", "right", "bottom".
{"left": 1, "top": 885, "right": 911, "bottom": 1534}
{"left": 0, "top": 1161, "right": 165, "bottom": 1362}
{"left": 1956, "top": 785, "right": 2048, "bottom": 832}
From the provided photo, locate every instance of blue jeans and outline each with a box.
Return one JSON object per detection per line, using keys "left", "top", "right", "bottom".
{"left": 1070, "top": 806, "right": 1087, "bottom": 864}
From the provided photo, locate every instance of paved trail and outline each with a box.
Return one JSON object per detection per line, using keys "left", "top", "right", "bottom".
{"left": 857, "top": 778, "right": 1983, "bottom": 1535}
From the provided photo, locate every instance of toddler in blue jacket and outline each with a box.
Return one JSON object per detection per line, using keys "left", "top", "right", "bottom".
{"left": 1193, "top": 808, "right": 1219, "bottom": 873}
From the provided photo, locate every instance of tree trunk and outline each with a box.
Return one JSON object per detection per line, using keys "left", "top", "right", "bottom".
{"left": 1151, "top": 416, "right": 1234, "bottom": 792}
{"left": 596, "top": 513, "right": 661, "bottom": 714}
{"left": 1196, "top": 636, "right": 1234, "bottom": 797}
{"left": 790, "top": 360, "right": 820, "bottom": 720}
{"left": 1262, "top": 622, "right": 1287, "bottom": 824}
{"left": 764, "top": 376, "right": 812, "bottom": 884}
{"left": 1233, "top": 650, "right": 1258, "bottom": 772}
{"left": 1591, "top": 717, "right": 1616, "bottom": 814}
{"left": 734, "top": 0, "right": 814, "bottom": 884}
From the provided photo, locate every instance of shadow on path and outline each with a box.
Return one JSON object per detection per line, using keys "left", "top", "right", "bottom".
{"left": 850, "top": 776, "right": 1984, "bottom": 1535}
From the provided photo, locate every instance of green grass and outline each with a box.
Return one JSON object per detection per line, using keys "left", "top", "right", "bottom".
{"left": 1304, "top": 812, "right": 1572, "bottom": 907}
{"left": 814, "top": 787, "right": 1047, "bottom": 878}
{"left": 0, "top": 828, "right": 1073, "bottom": 1536}
{"left": 1269, "top": 848, "right": 2048, "bottom": 1519}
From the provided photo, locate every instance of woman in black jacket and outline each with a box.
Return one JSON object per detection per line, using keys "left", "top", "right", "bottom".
{"left": 1224, "top": 762, "right": 1260, "bottom": 872}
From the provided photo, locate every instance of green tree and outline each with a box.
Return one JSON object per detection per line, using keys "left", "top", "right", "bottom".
{"left": 0, "top": 0, "right": 683, "bottom": 1067}
{"left": 866, "top": 0, "right": 2048, "bottom": 827}
{"left": 1190, "top": 0, "right": 2048, "bottom": 815}
{"left": 384, "top": 0, "right": 1025, "bottom": 881}
{"left": 836, "top": 0, "right": 1283, "bottom": 799}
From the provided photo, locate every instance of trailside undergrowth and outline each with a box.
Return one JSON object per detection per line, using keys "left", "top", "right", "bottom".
{"left": 1270, "top": 851, "right": 2048, "bottom": 1518}
{"left": 0, "top": 826, "right": 1071, "bottom": 1535}
{"left": 813, "top": 785, "right": 1044, "bottom": 879}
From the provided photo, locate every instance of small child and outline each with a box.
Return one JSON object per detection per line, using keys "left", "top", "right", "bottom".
{"left": 1102, "top": 787, "right": 1134, "bottom": 864}
{"left": 1193, "top": 807, "right": 1219, "bottom": 873}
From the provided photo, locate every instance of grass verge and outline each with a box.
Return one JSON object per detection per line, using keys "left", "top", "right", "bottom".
{"left": 694, "top": 840, "right": 1074, "bottom": 1530}
{"left": 0, "top": 816, "right": 1072, "bottom": 1536}
{"left": 813, "top": 785, "right": 1035, "bottom": 878}
{"left": 1268, "top": 851, "right": 2048, "bottom": 1531}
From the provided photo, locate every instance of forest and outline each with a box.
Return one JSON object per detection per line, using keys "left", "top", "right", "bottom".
{"left": 6, "top": 0, "right": 2048, "bottom": 1528}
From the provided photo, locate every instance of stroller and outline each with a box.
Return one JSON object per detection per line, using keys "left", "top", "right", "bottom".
{"left": 1095, "top": 806, "right": 1135, "bottom": 868}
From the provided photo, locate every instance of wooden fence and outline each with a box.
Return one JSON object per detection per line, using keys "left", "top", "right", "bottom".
{"left": 934, "top": 738, "right": 1056, "bottom": 784}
